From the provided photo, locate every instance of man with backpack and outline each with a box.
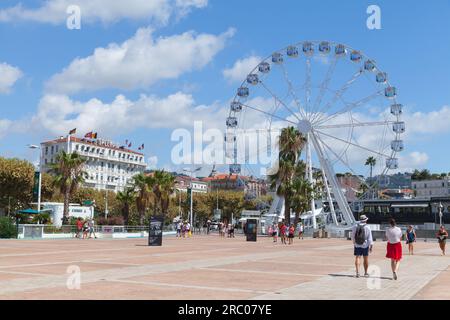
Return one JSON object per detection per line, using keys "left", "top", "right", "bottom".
{"left": 351, "top": 215, "right": 373, "bottom": 278}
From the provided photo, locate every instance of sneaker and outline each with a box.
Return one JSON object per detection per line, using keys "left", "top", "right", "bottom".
{"left": 393, "top": 272, "right": 398, "bottom": 280}
{"left": 364, "top": 273, "right": 369, "bottom": 278}
{"left": 356, "top": 273, "right": 360, "bottom": 278}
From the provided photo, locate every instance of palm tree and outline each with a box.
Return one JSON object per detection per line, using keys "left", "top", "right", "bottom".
{"left": 269, "top": 127, "right": 307, "bottom": 225}
{"left": 365, "top": 156, "right": 376, "bottom": 181}
{"left": 290, "top": 162, "right": 314, "bottom": 227}
{"left": 132, "top": 173, "right": 152, "bottom": 225}
{"left": 149, "top": 170, "right": 175, "bottom": 216}
{"left": 116, "top": 187, "right": 136, "bottom": 225}
{"left": 49, "top": 151, "right": 86, "bottom": 224}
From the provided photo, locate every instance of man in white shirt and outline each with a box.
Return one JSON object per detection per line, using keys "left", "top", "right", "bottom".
{"left": 351, "top": 215, "right": 373, "bottom": 278}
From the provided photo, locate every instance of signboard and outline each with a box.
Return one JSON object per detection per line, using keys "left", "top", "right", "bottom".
{"left": 148, "top": 215, "right": 164, "bottom": 246}
{"left": 213, "top": 209, "right": 222, "bottom": 220}
{"left": 83, "top": 200, "right": 95, "bottom": 206}
{"left": 190, "top": 181, "right": 208, "bottom": 193}
{"left": 246, "top": 219, "right": 257, "bottom": 242}
{"left": 33, "top": 171, "right": 40, "bottom": 202}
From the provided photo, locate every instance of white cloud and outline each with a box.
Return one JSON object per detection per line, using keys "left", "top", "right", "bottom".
{"left": 46, "top": 27, "right": 235, "bottom": 94}
{"left": 0, "top": 119, "right": 12, "bottom": 138}
{"left": 31, "top": 92, "right": 227, "bottom": 137}
{"left": 223, "top": 55, "right": 261, "bottom": 83}
{"left": 0, "top": 0, "right": 208, "bottom": 25}
{"left": 0, "top": 63, "right": 23, "bottom": 94}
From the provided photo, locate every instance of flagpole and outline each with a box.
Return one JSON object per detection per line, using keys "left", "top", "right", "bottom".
{"left": 67, "top": 134, "right": 70, "bottom": 153}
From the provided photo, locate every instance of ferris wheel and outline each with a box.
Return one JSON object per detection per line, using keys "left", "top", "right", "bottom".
{"left": 225, "top": 41, "right": 405, "bottom": 228}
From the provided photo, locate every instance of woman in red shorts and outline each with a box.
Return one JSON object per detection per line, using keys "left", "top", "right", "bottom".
{"left": 385, "top": 218, "right": 403, "bottom": 280}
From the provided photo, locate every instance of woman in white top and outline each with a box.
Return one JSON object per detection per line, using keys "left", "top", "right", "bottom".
{"left": 385, "top": 218, "right": 403, "bottom": 280}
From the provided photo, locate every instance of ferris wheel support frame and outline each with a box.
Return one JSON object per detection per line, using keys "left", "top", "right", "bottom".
{"left": 305, "top": 133, "right": 317, "bottom": 229}
{"left": 310, "top": 132, "right": 356, "bottom": 227}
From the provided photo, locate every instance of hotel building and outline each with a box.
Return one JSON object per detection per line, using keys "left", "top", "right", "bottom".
{"left": 40, "top": 136, "right": 147, "bottom": 192}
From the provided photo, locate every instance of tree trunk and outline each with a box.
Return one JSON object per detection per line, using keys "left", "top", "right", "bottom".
{"left": 123, "top": 204, "right": 129, "bottom": 226}
{"left": 284, "top": 197, "right": 291, "bottom": 225}
{"left": 294, "top": 211, "right": 300, "bottom": 228}
{"left": 63, "top": 189, "right": 70, "bottom": 225}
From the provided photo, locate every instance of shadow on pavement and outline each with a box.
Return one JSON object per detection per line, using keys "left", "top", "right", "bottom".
{"left": 328, "top": 273, "right": 393, "bottom": 280}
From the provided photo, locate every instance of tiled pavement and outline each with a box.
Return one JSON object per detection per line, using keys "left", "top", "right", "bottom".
{"left": 0, "top": 236, "right": 448, "bottom": 300}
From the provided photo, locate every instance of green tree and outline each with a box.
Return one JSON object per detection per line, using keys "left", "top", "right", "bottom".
{"left": 132, "top": 173, "right": 152, "bottom": 225}
{"left": 268, "top": 127, "right": 307, "bottom": 225}
{"left": 116, "top": 187, "right": 136, "bottom": 225}
{"left": 48, "top": 151, "right": 86, "bottom": 224}
{"left": 149, "top": 170, "right": 175, "bottom": 216}
{"left": 365, "top": 156, "right": 376, "bottom": 182}
{"left": 0, "top": 157, "right": 35, "bottom": 213}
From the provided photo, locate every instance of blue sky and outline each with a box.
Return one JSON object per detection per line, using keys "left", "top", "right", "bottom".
{"left": 0, "top": 0, "right": 450, "bottom": 177}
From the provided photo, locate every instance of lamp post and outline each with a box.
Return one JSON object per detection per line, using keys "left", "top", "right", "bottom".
{"left": 439, "top": 202, "right": 444, "bottom": 226}
{"left": 28, "top": 144, "right": 42, "bottom": 213}
{"left": 183, "top": 167, "right": 202, "bottom": 226}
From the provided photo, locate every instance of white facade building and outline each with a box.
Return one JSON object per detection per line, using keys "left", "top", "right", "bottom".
{"left": 42, "top": 202, "right": 94, "bottom": 227}
{"left": 40, "top": 136, "right": 146, "bottom": 192}
{"left": 412, "top": 178, "right": 450, "bottom": 198}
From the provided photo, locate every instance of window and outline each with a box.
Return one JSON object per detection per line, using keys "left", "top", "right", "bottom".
{"left": 56, "top": 146, "right": 59, "bottom": 153}
{"left": 75, "top": 144, "right": 79, "bottom": 151}
{"left": 45, "top": 146, "right": 48, "bottom": 155}
{"left": 51, "top": 146, "right": 54, "bottom": 154}
{"left": 424, "top": 184, "right": 427, "bottom": 188}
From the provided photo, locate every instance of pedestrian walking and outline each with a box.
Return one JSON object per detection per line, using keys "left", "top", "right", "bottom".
{"left": 405, "top": 225, "right": 416, "bottom": 255}
{"left": 82, "top": 220, "right": 89, "bottom": 239}
{"left": 288, "top": 224, "right": 295, "bottom": 245}
{"left": 88, "top": 218, "right": 97, "bottom": 239}
{"left": 271, "top": 223, "right": 278, "bottom": 242}
{"left": 75, "top": 217, "right": 83, "bottom": 238}
{"left": 437, "top": 225, "right": 448, "bottom": 256}
{"left": 298, "top": 223, "right": 304, "bottom": 240}
{"left": 280, "top": 222, "right": 287, "bottom": 245}
{"left": 386, "top": 218, "right": 403, "bottom": 280}
{"left": 176, "top": 221, "right": 182, "bottom": 238}
{"left": 351, "top": 215, "right": 373, "bottom": 278}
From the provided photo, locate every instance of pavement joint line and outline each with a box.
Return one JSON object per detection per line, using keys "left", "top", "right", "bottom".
{"left": 251, "top": 255, "right": 450, "bottom": 300}
{"left": 0, "top": 249, "right": 293, "bottom": 295}
{"left": 108, "top": 279, "right": 272, "bottom": 295}
{"left": 0, "top": 270, "right": 48, "bottom": 277}
{"left": 197, "top": 267, "right": 326, "bottom": 278}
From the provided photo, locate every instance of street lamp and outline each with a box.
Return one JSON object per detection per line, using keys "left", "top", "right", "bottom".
{"left": 28, "top": 144, "right": 42, "bottom": 214}
{"left": 183, "top": 167, "right": 202, "bottom": 226}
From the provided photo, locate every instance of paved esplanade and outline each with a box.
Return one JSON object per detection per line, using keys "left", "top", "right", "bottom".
{"left": 0, "top": 236, "right": 448, "bottom": 299}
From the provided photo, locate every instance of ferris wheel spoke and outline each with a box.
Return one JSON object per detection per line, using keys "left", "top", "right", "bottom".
{"left": 259, "top": 80, "right": 302, "bottom": 122}
{"left": 310, "top": 55, "right": 338, "bottom": 119}
{"left": 279, "top": 63, "right": 307, "bottom": 119}
{"left": 314, "top": 89, "right": 384, "bottom": 126}
{"left": 304, "top": 58, "right": 312, "bottom": 120}
{"left": 240, "top": 102, "right": 297, "bottom": 125}
{"left": 315, "top": 120, "right": 395, "bottom": 130}
{"left": 315, "top": 133, "right": 370, "bottom": 187}
{"left": 310, "top": 70, "right": 364, "bottom": 124}
{"left": 314, "top": 129, "right": 391, "bottom": 158}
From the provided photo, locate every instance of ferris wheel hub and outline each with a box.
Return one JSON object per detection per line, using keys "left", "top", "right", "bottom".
{"left": 297, "top": 119, "right": 312, "bottom": 134}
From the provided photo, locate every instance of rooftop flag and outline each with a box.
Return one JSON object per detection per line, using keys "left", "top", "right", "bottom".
{"left": 69, "top": 128, "right": 77, "bottom": 135}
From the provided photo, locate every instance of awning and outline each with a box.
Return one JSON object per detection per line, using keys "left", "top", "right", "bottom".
{"left": 391, "top": 204, "right": 429, "bottom": 208}
{"left": 17, "top": 209, "right": 52, "bottom": 214}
